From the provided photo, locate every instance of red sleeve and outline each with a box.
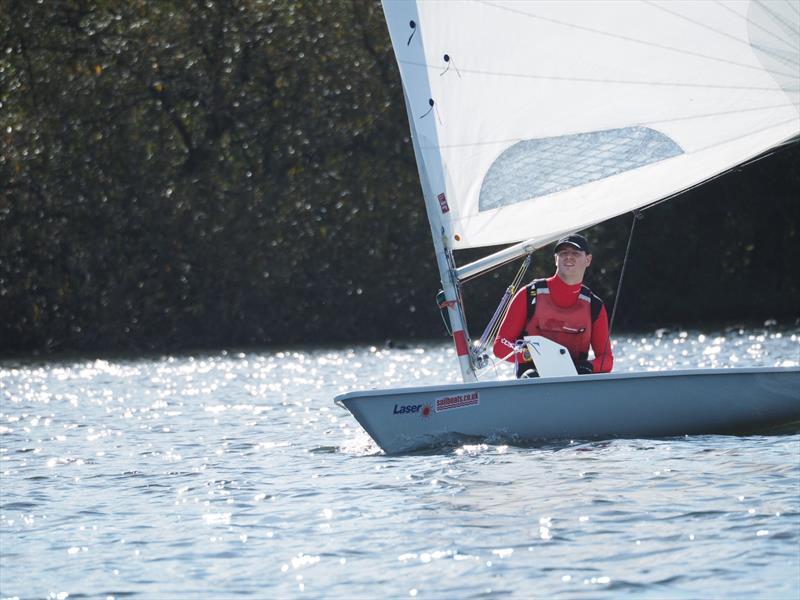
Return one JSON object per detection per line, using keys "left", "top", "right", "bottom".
{"left": 589, "top": 305, "right": 614, "bottom": 373}
{"left": 492, "top": 287, "right": 529, "bottom": 363}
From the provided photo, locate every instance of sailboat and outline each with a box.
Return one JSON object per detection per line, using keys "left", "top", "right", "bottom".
{"left": 335, "top": 0, "right": 800, "bottom": 454}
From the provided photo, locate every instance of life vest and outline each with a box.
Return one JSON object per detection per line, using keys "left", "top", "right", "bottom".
{"left": 524, "top": 279, "right": 603, "bottom": 362}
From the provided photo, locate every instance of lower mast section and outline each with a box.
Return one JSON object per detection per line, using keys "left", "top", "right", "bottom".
{"left": 436, "top": 234, "right": 478, "bottom": 383}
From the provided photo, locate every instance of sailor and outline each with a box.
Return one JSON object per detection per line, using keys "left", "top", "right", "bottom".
{"left": 492, "top": 233, "right": 613, "bottom": 377}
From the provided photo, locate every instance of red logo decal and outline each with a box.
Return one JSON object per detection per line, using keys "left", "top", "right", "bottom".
{"left": 435, "top": 391, "right": 479, "bottom": 413}
{"left": 438, "top": 192, "right": 450, "bottom": 213}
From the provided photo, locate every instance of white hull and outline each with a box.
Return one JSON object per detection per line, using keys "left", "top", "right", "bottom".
{"left": 335, "top": 367, "right": 800, "bottom": 454}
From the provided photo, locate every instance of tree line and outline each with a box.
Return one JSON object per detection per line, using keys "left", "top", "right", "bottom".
{"left": 2, "top": 0, "right": 798, "bottom": 356}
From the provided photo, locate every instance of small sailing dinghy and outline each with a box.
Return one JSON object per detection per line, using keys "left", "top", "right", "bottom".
{"left": 335, "top": 0, "right": 800, "bottom": 454}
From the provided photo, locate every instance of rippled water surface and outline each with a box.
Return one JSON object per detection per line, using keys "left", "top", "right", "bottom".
{"left": 2, "top": 327, "right": 799, "bottom": 599}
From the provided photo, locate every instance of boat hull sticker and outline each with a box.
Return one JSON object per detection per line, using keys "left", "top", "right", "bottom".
{"left": 393, "top": 403, "right": 432, "bottom": 417}
{"left": 435, "top": 391, "right": 480, "bottom": 413}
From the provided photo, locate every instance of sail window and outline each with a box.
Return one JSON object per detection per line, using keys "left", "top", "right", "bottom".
{"left": 478, "top": 126, "right": 684, "bottom": 211}
{"left": 748, "top": 0, "right": 800, "bottom": 113}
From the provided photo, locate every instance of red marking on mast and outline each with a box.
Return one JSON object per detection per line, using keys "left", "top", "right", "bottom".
{"left": 437, "top": 192, "right": 450, "bottom": 213}
{"left": 453, "top": 330, "right": 469, "bottom": 356}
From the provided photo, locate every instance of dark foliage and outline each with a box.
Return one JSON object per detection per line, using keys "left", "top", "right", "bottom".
{"left": 1, "top": 0, "right": 798, "bottom": 355}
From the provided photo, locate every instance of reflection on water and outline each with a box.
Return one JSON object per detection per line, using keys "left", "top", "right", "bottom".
{"left": 0, "top": 327, "right": 798, "bottom": 598}
{"left": 615, "top": 327, "right": 799, "bottom": 371}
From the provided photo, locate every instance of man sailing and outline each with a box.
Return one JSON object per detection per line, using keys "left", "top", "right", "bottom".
{"left": 493, "top": 234, "right": 613, "bottom": 378}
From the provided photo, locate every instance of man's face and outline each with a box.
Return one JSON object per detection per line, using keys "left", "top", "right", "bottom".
{"left": 554, "top": 245, "right": 592, "bottom": 282}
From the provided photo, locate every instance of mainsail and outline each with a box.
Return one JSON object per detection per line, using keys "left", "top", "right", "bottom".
{"left": 383, "top": 0, "right": 800, "bottom": 256}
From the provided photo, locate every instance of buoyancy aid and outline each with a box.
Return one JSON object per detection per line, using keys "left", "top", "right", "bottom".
{"left": 524, "top": 279, "right": 603, "bottom": 362}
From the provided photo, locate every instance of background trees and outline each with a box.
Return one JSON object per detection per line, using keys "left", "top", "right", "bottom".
{"left": 2, "top": 0, "right": 797, "bottom": 355}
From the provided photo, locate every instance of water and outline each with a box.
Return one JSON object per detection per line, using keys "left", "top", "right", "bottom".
{"left": 1, "top": 327, "right": 799, "bottom": 599}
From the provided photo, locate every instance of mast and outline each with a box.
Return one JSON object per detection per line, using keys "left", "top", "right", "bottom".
{"left": 402, "top": 90, "right": 477, "bottom": 383}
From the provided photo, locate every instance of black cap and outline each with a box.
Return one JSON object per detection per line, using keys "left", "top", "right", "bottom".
{"left": 554, "top": 233, "right": 590, "bottom": 254}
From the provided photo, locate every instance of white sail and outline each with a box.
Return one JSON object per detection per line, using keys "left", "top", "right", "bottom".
{"left": 382, "top": 0, "right": 800, "bottom": 251}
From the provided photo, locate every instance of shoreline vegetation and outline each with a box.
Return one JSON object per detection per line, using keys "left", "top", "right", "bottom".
{"left": 3, "top": 1, "right": 799, "bottom": 356}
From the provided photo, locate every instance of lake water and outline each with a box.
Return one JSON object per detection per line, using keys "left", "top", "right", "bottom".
{"left": 2, "top": 326, "right": 799, "bottom": 599}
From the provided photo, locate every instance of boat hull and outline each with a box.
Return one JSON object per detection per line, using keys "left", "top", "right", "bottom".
{"left": 335, "top": 367, "right": 800, "bottom": 454}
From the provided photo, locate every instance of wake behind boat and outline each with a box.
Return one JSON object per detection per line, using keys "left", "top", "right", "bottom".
{"left": 334, "top": 1, "right": 800, "bottom": 453}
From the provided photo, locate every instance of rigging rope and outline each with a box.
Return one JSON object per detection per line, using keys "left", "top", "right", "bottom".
{"left": 436, "top": 252, "right": 532, "bottom": 350}
{"left": 600, "top": 209, "right": 642, "bottom": 372}
{"left": 474, "top": 254, "right": 531, "bottom": 357}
